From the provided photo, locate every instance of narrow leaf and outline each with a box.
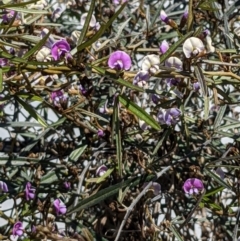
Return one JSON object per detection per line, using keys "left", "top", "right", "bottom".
{"left": 15, "top": 97, "right": 48, "bottom": 128}
{"left": 113, "top": 95, "right": 122, "bottom": 177}
{"left": 67, "top": 173, "right": 155, "bottom": 214}
{"left": 204, "top": 167, "right": 232, "bottom": 190}
{"left": 69, "top": 145, "right": 87, "bottom": 162}
{"left": 119, "top": 95, "right": 161, "bottom": 131}
{"left": 169, "top": 224, "right": 184, "bottom": 241}
{"left": 213, "top": 105, "right": 226, "bottom": 129}
{"left": 77, "top": 0, "right": 95, "bottom": 46}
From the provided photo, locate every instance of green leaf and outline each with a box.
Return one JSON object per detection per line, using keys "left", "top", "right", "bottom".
{"left": 16, "top": 93, "right": 43, "bottom": 102}
{"left": 67, "top": 173, "right": 155, "bottom": 214}
{"left": 15, "top": 96, "right": 48, "bottom": 128}
{"left": 169, "top": 224, "right": 184, "bottom": 241}
{"left": 194, "top": 65, "right": 208, "bottom": 97}
{"left": 86, "top": 168, "right": 114, "bottom": 183}
{"left": 213, "top": 105, "right": 226, "bottom": 129}
{"left": 119, "top": 95, "right": 161, "bottom": 131}
{"left": 77, "top": 0, "right": 95, "bottom": 46}
{"left": 0, "top": 0, "right": 38, "bottom": 8}
{"left": 149, "top": 0, "right": 164, "bottom": 29}
{"left": 204, "top": 167, "right": 232, "bottom": 190}
{"left": 8, "top": 7, "right": 49, "bottom": 14}
{"left": 69, "top": 145, "right": 87, "bottom": 162}
{"left": 160, "top": 31, "right": 193, "bottom": 63}
{"left": 194, "top": 65, "right": 209, "bottom": 120}
{"left": 204, "top": 186, "right": 224, "bottom": 197}
{"left": 92, "top": 66, "right": 144, "bottom": 92}
{"left": 114, "top": 78, "right": 144, "bottom": 92}
{"left": 152, "top": 128, "right": 171, "bottom": 155}
{"left": 40, "top": 170, "right": 59, "bottom": 184}
{"left": 113, "top": 96, "right": 122, "bottom": 177}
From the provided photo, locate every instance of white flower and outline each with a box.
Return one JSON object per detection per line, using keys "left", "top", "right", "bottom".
{"left": 165, "top": 56, "right": 182, "bottom": 70}
{"left": 141, "top": 54, "right": 160, "bottom": 74}
{"left": 183, "top": 37, "right": 205, "bottom": 58}
{"left": 205, "top": 35, "right": 215, "bottom": 53}
{"left": 36, "top": 46, "right": 51, "bottom": 62}
{"left": 80, "top": 13, "right": 100, "bottom": 30}
{"left": 71, "top": 30, "right": 81, "bottom": 43}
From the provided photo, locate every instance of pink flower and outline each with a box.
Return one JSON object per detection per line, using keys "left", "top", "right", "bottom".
{"left": 25, "top": 182, "right": 36, "bottom": 200}
{"left": 12, "top": 221, "right": 24, "bottom": 236}
{"left": 183, "top": 178, "right": 204, "bottom": 195}
{"left": 53, "top": 199, "right": 67, "bottom": 215}
{"left": 160, "top": 10, "right": 169, "bottom": 24}
{"left": 0, "top": 181, "right": 8, "bottom": 192}
{"left": 159, "top": 40, "right": 169, "bottom": 54}
{"left": 157, "top": 108, "right": 181, "bottom": 125}
{"left": 51, "top": 39, "right": 71, "bottom": 61}
{"left": 113, "top": 0, "right": 127, "bottom": 4}
{"left": 96, "top": 165, "right": 108, "bottom": 177}
{"left": 108, "top": 50, "right": 132, "bottom": 70}
{"left": 2, "top": 10, "right": 16, "bottom": 23}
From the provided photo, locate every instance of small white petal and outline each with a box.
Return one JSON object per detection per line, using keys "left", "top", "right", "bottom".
{"left": 141, "top": 54, "right": 160, "bottom": 73}
{"left": 206, "top": 35, "right": 215, "bottom": 53}
{"left": 183, "top": 37, "right": 205, "bottom": 58}
{"left": 165, "top": 56, "right": 182, "bottom": 70}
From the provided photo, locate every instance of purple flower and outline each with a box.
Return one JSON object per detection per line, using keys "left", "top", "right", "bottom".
{"left": 50, "top": 90, "right": 64, "bottom": 100}
{"left": 113, "top": 0, "right": 127, "bottom": 4}
{"left": 182, "top": 10, "right": 188, "bottom": 20}
{"left": 0, "top": 181, "right": 8, "bottom": 192}
{"left": 52, "top": 7, "right": 62, "bottom": 21}
{"left": 159, "top": 40, "right": 169, "bottom": 54}
{"left": 216, "top": 167, "right": 224, "bottom": 179}
{"left": 133, "top": 70, "right": 150, "bottom": 88}
{"left": 99, "top": 100, "right": 110, "bottom": 114}
{"left": 203, "top": 29, "right": 210, "bottom": 37}
{"left": 157, "top": 108, "right": 181, "bottom": 125}
{"left": 2, "top": 10, "right": 15, "bottom": 23}
{"left": 79, "top": 85, "right": 87, "bottom": 95}
{"left": 142, "top": 182, "right": 161, "bottom": 195}
{"left": 166, "top": 78, "right": 180, "bottom": 87}
{"left": 0, "top": 58, "right": 8, "bottom": 67}
{"left": 12, "top": 221, "right": 24, "bottom": 236}
{"left": 108, "top": 50, "right": 132, "bottom": 71}
{"left": 50, "top": 90, "right": 68, "bottom": 108}
{"left": 63, "top": 181, "right": 71, "bottom": 190}
{"left": 193, "top": 82, "right": 200, "bottom": 92}
{"left": 25, "top": 182, "right": 36, "bottom": 200}
{"left": 96, "top": 165, "right": 108, "bottom": 177}
{"left": 97, "top": 129, "right": 105, "bottom": 137}
{"left": 160, "top": 10, "right": 169, "bottom": 24}
{"left": 183, "top": 178, "right": 204, "bottom": 195}
{"left": 151, "top": 94, "right": 160, "bottom": 104}
{"left": 53, "top": 199, "right": 67, "bottom": 215}
{"left": 51, "top": 39, "right": 71, "bottom": 61}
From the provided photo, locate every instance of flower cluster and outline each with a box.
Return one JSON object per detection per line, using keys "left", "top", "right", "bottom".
{"left": 183, "top": 178, "right": 204, "bottom": 195}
